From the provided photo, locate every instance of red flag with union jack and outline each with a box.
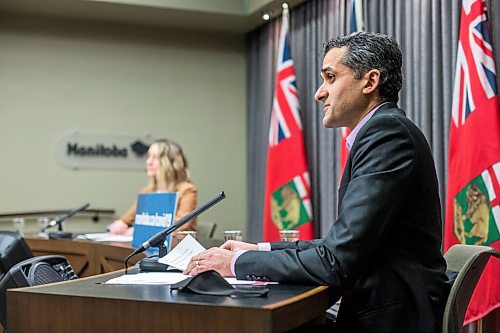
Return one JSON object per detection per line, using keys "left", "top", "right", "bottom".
{"left": 340, "top": 0, "right": 364, "bottom": 177}
{"left": 262, "top": 8, "right": 313, "bottom": 242}
{"left": 444, "top": 0, "right": 500, "bottom": 323}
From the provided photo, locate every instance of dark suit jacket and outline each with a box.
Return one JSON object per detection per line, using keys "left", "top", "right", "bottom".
{"left": 236, "top": 103, "right": 447, "bottom": 332}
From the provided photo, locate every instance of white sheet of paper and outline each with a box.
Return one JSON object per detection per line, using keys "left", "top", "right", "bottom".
{"left": 105, "top": 272, "right": 189, "bottom": 285}
{"left": 104, "top": 273, "right": 269, "bottom": 285}
{"left": 157, "top": 234, "right": 205, "bottom": 270}
{"left": 76, "top": 233, "right": 133, "bottom": 243}
{"left": 104, "top": 235, "right": 279, "bottom": 286}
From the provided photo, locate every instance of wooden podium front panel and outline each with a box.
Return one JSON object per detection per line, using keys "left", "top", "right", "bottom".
{"left": 25, "top": 238, "right": 96, "bottom": 277}
{"left": 25, "top": 238, "right": 144, "bottom": 277}
{"left": 7, "top": 270, "right": 332, "bottom": 333}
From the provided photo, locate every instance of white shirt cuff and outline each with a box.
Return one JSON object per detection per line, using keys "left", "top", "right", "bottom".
{"left": 230, "top": 250, "right": 247, "bottom": 277}
{"left": 257, "top": 242, "right": 271, "bottom": 251}
{"left": 230, "top": 243, "right": 271, "bottom": 276}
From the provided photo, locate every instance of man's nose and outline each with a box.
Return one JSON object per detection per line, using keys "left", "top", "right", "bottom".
{"left": 314, "top": 84, "right": 326, "bottom": 101}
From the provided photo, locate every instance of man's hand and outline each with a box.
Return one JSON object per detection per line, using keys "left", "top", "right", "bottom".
{"left": 219, "top": 240, "right": 258, "bottom": 252}
{"left": 183, "top": 248, "right": 236, "bottom": 277}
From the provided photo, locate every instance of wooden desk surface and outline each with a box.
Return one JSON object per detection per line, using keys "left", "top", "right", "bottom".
{"left": 7, "top": 270, "right": 332, "bottom": 333}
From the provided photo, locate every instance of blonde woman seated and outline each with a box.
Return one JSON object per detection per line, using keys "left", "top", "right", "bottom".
{"left": 108, "top": 139, "right": 197, "bottom": 238}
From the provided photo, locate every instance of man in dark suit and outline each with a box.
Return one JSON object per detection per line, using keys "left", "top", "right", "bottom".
{"left": 185, "top": 32, "right": 447, "bottom": 332}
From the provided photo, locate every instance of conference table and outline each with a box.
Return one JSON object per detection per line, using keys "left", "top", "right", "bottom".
{"left": 7, "top": 237, "right": 334, "bottom": 332}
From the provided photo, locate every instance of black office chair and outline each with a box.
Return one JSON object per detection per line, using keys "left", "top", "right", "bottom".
{"left": 197, "top": 222, "right": 223, "bottom": 248}
{"left": 442, "top": 244, "right": 500, "bottom": 333}
{"left": 0, "top": 255, "right": 78, "bottom": 330}
{"left": 197, "top": 222, "right": 217, "bottom": 239}
{"left": 0, "top": 231, "right": 34, "bottom": 331}
{"left": 0, "top": 231, "right": 33, "bottom": 281}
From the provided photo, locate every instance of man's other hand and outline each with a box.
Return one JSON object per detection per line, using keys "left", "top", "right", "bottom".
{"left": 183, "top": 248, "right": 235, "bottom": 277}
{"left": 219, "top": 240, "right": 258, "bottom": 252}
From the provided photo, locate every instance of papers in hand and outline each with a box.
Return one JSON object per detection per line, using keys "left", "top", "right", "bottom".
{"left": 104, "top": 235, "right": 278, "bottom": 286}
{"left": 157, "top": 234, "right": 205, "bottom": 271}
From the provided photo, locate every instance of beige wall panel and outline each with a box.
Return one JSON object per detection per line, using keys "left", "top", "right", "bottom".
{"left": 0, "top": 17, "right": 247, "bottom": 238}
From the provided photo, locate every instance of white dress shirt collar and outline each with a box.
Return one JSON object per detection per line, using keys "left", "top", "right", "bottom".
{"left": 346, "top": 102, "right": 390, "bottom": 151}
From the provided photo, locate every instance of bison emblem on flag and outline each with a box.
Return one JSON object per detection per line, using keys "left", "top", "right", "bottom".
{"left": 453, "top": 162, "right": 500, "bottom": 246}
{"left": 270, "top": 177, "right": 312, "bottom": 230}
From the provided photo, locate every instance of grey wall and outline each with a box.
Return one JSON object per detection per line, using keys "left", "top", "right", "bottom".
{"left": 0, "top": 16, "right": 247, "bottom": 238}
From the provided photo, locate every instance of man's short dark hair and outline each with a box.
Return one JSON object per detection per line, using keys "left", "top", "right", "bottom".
{"left": 323, "top": 32, "right": 403, "bottom": 103}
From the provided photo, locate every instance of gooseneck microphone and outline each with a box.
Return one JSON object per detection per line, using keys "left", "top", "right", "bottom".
{"left": 44, "top": 203, "right": 91, "bottom": 231}
{"left": 44, "top": 203, "right": 90, "bottom": 240}
{"left": 125, "top": 191, "right": 226, "bottom": 272}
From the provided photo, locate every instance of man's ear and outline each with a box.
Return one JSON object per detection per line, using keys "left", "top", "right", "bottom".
{"left": 362, "top": 69, "right": 381, "bottom": 95}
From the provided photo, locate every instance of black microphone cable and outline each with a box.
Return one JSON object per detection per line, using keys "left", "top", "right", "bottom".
{"left": 125, "top": 252, "right": 134, "bottom": 274}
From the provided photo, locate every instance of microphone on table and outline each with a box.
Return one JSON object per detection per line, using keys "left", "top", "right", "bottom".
{"left": 44, "top": 203, "right": 90, "bottom": 240}
{"left": 124, "top": 191, "right": 226, "bottom": 273}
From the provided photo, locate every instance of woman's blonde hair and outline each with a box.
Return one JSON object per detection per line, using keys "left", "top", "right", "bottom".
{"left": 150, "top": 139, "right": 191, "bottom": 192}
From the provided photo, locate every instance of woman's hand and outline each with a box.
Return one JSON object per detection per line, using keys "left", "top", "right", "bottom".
{"left": 108, "top": 220, "right": 130, "bottom": 235}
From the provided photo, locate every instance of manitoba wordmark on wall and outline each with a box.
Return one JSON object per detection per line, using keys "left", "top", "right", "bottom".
{"left": 54, "top": 132, "right": 154, "bottom": 170}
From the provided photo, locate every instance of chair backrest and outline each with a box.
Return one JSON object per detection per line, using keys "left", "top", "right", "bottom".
{"left": 0, "top": 255, "right": 78, "bottom": 330}
{"left": 196, "top": 222, "right": 223, "bottom": 248}
{"left": 0, "top": 232, "right": 33, "bottom": 281}
{"left": 197, "top": 222, "right": 216, "bottom": 239}
{"left": 442, "top": 244, "right": 500, "bottom": 333}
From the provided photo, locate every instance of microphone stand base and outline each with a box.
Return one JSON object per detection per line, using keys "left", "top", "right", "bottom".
{"left": 48, "top": 231, "right": 73, "bottom": 240}
{"left": 139, "top": 257, "right": 172, "bottom": 272}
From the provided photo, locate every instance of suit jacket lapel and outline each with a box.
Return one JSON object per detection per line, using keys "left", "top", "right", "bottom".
{"left": 337, "top": 102, "right": 402, "bottom": 210}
